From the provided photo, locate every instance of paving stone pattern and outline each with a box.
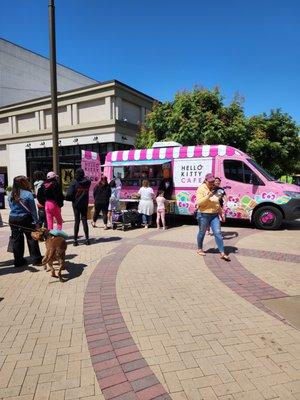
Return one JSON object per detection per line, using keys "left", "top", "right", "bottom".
{"left": 0, "top": 206, "right": 300, "bottom": 400}
{"left": 116, "top": 238, "right": 300, "bottom": 399}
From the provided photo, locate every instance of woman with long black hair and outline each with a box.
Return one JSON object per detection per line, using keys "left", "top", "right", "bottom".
{"left": 92, "top": 176, "right": 111, "bottom": 229}
{"left": 66, "top": 168, "right": 91, "bottom": 246}
{"left": 8, "top": 175, "right": 42, "bottom": 267}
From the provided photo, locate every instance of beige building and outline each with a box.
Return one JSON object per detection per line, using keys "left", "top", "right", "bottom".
{"left": 0, "top": 80, "right": 155, "bottom": 184}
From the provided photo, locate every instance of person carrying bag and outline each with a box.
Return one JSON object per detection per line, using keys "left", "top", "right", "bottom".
{"left": 8, "top": 175, "right": 42, "bottom": 268}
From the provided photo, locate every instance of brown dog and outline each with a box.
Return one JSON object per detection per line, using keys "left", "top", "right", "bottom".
{"left": 31, "top": 228, "right": 67, "bottom": 281}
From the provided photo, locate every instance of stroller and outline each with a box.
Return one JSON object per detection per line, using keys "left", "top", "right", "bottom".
{"left": 112, "top": 209, "right": 141, "bottom": 231}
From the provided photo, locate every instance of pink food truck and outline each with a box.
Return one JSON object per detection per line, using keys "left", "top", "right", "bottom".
{"left": 103, "top": 143, "right": 300, "bottom": 229}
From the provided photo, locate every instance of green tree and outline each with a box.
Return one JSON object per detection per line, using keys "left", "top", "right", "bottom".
{"left": 136, "top": 87, "right": 250, "bottom": 149}
{"left": 136, "top": 87, "right": 300, "bottom": 178}
{"left": 246, "top": 110, "right": 300, "bottom": 177}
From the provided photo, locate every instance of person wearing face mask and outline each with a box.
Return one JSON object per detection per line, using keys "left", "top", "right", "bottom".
{"left": 195, "top": 173, "right": 230, "bottom": 261}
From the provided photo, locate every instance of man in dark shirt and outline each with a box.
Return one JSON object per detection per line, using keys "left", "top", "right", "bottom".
{"left": 158, "top": 177, "right": 174, "bottom": 200}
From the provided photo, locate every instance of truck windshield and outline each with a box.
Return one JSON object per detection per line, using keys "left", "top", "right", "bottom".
{"left": 247, "top": 159, "right": 276, "bottom": 181}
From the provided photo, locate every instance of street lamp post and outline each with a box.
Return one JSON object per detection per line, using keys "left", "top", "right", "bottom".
{"left": 48, "top": 0, "right": 59, "bottom": 174}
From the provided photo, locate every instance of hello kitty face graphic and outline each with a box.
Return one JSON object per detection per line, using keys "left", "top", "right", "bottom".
{"left": 224, "top": 207, "right": 242, "bottom": 219}
{"left": 226, "top": 196, "right": 240, "bottom": 210}
{"left": 260, "top": 192, "right": 276, "bottom": 201}
{"left": 228, "top": 196, "right": 239, "bottom": 204}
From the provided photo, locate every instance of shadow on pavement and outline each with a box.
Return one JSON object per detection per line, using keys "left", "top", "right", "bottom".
{"left": 280, "top": 220, "right": 300, "bottom": 231}
{"left": 63, "top": 261, "right": 87, "bottom": 281}
{"left": 205, "top": 246, "right": 238, "bottom": 255}
{"left": 0, "top": 259, "right": 14, "bottom": 267}
{"left": 48, "top": 261, "right": 87, "bottom": 283}
{"left": 65, "top": 253, "right": 77, "bottom": 260}
{"left": 66, "top": 237, "right": 122, "bottom": 245}
{"left": 169, "top": 214, "right": 300, "bottom": 231}
{"left": 93, "top": 236, "right": 122, "bottom": 243}
{"left": 0, "top": 262, "right": 39, "bottom": 276}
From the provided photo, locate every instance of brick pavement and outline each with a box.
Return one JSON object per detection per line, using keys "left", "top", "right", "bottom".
{"left": 0, "top": 211, "right": 121, "bottom": 400}
{"left": 116, "top": 237, "right": 300, "bottom": 399}
{"left": 0, "top": 204, "right": 300, "bottom": 400}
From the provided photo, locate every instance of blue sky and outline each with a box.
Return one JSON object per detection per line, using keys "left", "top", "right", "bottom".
{"left": 1, "top": 0, "right": 300, "bottom": 122}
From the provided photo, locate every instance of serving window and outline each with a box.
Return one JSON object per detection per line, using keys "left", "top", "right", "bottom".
{"left": 113, "top": 164, "right": 164, "bottom": 187}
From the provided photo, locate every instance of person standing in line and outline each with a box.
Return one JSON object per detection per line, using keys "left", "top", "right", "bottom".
{"left": 158, "top": 176, "right": 173, "bottom": 200}
{"left": 115, "top": 172, "right": 122, "bottom": 198}
{"left": 196, "top": 173, "right": 230, "bottom": 261}
{"left": 92, "top": 176, "right": 111, "bottom": 229}
{"left": 38, "top": 172, "right": 64, "bottom": 230}
{"left": 156, "top": 190, "right": 167, "bottom": 230}
{"left": 138, "top": 179, "right": 154, "bottom": 228}
{"left": 66, "top": 168, "right": 91, "bottom": 246}
{"left": 8, "top": 175, "right": 42, "bottom": 267}
{"left": 107, "top": 179, "right": 119, "bottom": 228}
{"left": 33, "top": 171, "right": 47, "bottom": 228}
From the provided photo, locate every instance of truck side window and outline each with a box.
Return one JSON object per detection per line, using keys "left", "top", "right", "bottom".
{"left": 224, "top": 160, "right": 262, "bottom": 185}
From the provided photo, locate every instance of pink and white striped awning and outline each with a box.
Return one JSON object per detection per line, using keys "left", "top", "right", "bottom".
{"left": 106, "top": 145, "right": 239, "bottom": 163}
{"left": 81, "top": 150, "right": 100, "bottom": 160}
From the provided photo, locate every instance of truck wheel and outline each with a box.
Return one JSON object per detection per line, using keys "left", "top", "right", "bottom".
{"left": 253, "top": 206, "right": 283, "bottom": 230}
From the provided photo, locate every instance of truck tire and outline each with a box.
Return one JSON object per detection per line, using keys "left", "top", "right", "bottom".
{"left": 253, "top": 206, "right": 283, "bottom": 230}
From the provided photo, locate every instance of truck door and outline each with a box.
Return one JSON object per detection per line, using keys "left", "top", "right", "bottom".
{"left": 221, "top": 159, "right": 263, "bottom": 220}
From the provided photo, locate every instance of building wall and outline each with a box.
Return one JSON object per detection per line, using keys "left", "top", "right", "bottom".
{"left": 0, "top": 146, "right": 8, "bottom": 165}
{"left": 0, "top": 117, "right": 9, "bottom": 134}
{"left": 78, "top": 98, "right": 109, "bottom": 124}
{"left": 44, "top": 106, "right": 70, "bottom": 129}
{"left": 7, "top": 143, "right": 27, "bottom": 179}
{"left": 0, "top": 81, "right": 155, "bottom": 183}
{"left": 0, "top": 97, "right": 149, "bottom": 136}
{"left": 122, "top": 100, "right": 141, "bottom": 124}
{"left": 17, "top": 112, "right": 37, "bottom": 132}
{"left": 0, "top": 38, "right": 98, "bottom": 107}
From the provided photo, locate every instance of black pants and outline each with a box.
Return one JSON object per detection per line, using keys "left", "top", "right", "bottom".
{"left": 9, "top": 215, "right": 42, "bottom": 267}
{"left": 93, "top": 203, "right": 108, "bottom": 225}
{"left": 73, "top": 205, "right": 89, "bottom": 240}
{"left": 38, "top": 208, "right": 47, "bottom": 228}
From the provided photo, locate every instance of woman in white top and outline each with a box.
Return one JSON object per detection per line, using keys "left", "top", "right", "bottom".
{"left": 138, "top": 180, "right": 154, "bottom": 228}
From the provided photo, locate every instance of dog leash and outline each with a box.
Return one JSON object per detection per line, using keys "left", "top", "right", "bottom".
{"left": 2, "top": 221, "right": 37, "bottom": 232}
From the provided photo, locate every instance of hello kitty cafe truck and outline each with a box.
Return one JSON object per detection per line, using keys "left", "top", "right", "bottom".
{"left": 103, "top": 143, "right": 300, "bottom": 229}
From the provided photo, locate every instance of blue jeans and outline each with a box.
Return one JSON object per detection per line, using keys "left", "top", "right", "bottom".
{"left": 142, "top": 214, "right": 152, "bottom": 225}
{"left": 197, "top": 212, "right": 224, "bottom": 253}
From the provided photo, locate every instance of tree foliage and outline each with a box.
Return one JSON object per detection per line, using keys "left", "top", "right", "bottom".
{"left": 136, "top": 87, "right": 300, "bottom": 177}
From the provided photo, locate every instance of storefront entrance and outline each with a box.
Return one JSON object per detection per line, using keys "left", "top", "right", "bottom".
{"left": 26, "top": 142, "right": 132, "bottom": 184}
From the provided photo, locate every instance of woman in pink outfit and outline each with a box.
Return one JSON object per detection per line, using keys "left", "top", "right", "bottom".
{"left": 37, "top": 172, "right": 64, "bottom": 230}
